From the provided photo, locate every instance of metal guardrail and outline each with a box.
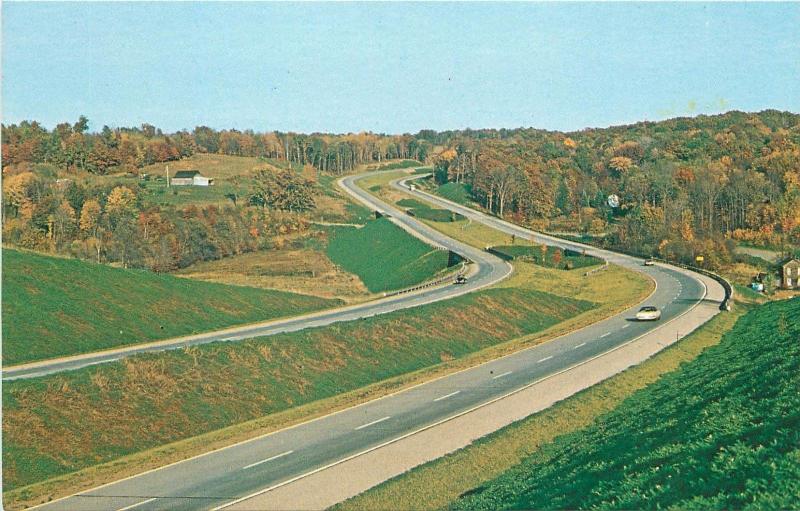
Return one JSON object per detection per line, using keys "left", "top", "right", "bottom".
{"left": 652, "top": 257, "right": 734, "bottom": 311}
{"left": 382, "top": 263, "right": 469, "bottom": 298}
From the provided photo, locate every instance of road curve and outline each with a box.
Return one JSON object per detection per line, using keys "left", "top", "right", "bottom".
{"left": 23, "top": 170, "right": 724, "bottom": 511}
{"left": 3, "top": 173, "right": 511, "bottom": 381}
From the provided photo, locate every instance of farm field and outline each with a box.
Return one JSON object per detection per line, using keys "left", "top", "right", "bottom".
{"left": 1, "top": 248, "right": 340, "bottom": 365}
{"left": 176, "top": 235, "right": 370, "bottom": 301}
{"left": 2, "top": 285, "right": 594, "bottom": 494}
{"left": 324, "top": 217, "right": 455, "bottom": 293}
{"left": 110, "top": 154, "right": 268, "bottom": 208}
{"left": 342, "top": 297, "right": 800, "bottom": 511}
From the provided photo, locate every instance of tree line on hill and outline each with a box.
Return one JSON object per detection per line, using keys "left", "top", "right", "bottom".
{"left": 1, "top": 117, "right": 431, "bottom": 175}
{"left": 3, "top": 110, "right": 799, "bottom": 271}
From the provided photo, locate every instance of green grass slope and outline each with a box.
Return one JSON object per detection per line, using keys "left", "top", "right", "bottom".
{"left": 437, "top": 182, "right": 473, "bottom": 206}
{"left": 396, "top": 198, "right": 466, "bottom": 223}
{"left": 325, "top": 218, "right": 453, "bottom": 292}
{"left": 452, "top": 298, "right": 800, "bottom": 511}
{"left": 2, "top": 287, "right": 594, "bottom": 490}
{"left": 1, "top": 249, "right": 340, "bottom": 365}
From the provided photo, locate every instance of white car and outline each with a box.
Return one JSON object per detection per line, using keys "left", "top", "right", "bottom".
{"left": 635, "top": 306, "right": 662, "bottom": 321}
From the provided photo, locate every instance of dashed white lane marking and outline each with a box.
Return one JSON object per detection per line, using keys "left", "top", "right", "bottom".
{"left": 538, "top": 356, "right": 553, "bottom": 363}
{"left": 600, "top": 332, "right": 611, "bottom": 338}
{"left": 492, "top": 371, "right": 513, "bottom": 380}
{"left": 622, "top": 324, "right": 630, "bottom": 329}
{"left": 242, "top": 450, "right": 294, "bottom": 470}
{"left": 433, "top": 390, "right": 461, "bottom": 402}
{"left": 573, "top": 342, "right": 587, "bottom": 349}
{"left": 355, "top": 416, "right": 391, "bottom": 431}
{"left": 117, "top": 498, "right": 157, "bottom": 511}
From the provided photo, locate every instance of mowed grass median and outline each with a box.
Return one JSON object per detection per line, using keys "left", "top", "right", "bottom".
{"left": 325, "top": 217, "right": 454, "bottom": 292}
{"left": 1, "top": 249, "right": 340, "bottom": 365}
{"left": 2, "top": 286, "right": 593, "bottom": 493}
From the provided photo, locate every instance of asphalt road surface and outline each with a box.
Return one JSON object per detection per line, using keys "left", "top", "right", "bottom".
{"left": 26, "top": 170, "right": 721, "bottom": 511}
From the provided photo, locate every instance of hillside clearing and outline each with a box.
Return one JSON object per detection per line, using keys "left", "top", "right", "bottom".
{"left": 176, "top": 237, "right": 370, "bottom": 301}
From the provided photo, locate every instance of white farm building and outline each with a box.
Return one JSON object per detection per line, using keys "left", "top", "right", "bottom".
{"left": 170, "top": 170, "right": 215, "bottom": 186}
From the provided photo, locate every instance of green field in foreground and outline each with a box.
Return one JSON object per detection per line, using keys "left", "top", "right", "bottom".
{"left": 2, "top": 286, "right": 594, "bottom": 491}
{"left": 325, "top": 217, "right": 454, "bottom": 292}
{"left": 1, "top": 249, "right": 340, "bottom": 365}
{"left": 445, "top": 298, "right": 799, "bottom": 510}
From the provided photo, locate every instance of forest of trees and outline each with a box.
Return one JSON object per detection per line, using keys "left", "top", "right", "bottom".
{"left": 1, "top": 117, "right": 430, "bottom": 175}
{"left": 431, "top": 110, "right": 800, "bottom": 267}
{"left": 3, "top": 110, "right": 799, "bottom": 272}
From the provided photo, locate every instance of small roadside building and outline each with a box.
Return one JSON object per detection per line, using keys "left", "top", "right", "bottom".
{"left": 781, "top": 259, "right": 800, "bottom": 289}
{"left": 170, "top": 170, "right": 215, "bottom": 187}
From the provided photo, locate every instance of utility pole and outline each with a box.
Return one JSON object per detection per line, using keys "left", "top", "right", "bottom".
{"left": 166, "top": 164, "right": 170, "bottom": 188}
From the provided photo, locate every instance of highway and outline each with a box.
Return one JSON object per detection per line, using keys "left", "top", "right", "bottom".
{"left": 25, "top": 170, "right": 724, "bottom": 511}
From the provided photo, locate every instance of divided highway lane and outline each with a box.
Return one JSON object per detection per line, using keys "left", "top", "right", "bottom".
{"left": 28, "top": 171, "right": 719, "bottom": 511}
{"left": 3, "top": 174, "right": 511, "bottom": 381}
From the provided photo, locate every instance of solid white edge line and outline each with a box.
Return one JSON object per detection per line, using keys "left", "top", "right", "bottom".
{"left": 492, "top": 371, "right": 512, "bottom": 380}
{"left": 241, "top": 450, "right": 294, "bottom": 470}
{"left": 212, "top": 274, "right": 709, "bottom": 511}
{"left": 433, "top": 390, "right": 461, "bottom": 402}
{"left": 354, "top": 416, "right": 391, "bottom": 431}
{"left": 116, "top": 497, "right": 157, "bottom": 511}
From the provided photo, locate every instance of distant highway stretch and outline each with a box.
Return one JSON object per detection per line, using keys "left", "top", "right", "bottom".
{"left": 27, "top": 170, "right": 725, "bottom": 510}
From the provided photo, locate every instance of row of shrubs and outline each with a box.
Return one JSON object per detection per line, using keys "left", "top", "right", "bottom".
{"left": 489, "top": 244, "right": 602, "bottom": 270}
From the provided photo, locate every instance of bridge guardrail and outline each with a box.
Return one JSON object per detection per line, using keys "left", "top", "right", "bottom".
{"left": 652, "top": 257, "right": 734, "bottom": 311}
{"left": 382, "top": 263, "right": 469, "bottom": 298}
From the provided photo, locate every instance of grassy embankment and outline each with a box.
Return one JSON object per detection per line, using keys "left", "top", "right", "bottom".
{"left": 1, "top": 248, "right": 339, "bottom": 366}
{"left": 396, "top": 198, "right": 466, "bottom": 223}
{"left": 362, "top": 159, "right": 423, "bottom": 171}
{"left": 323, "top": 217, "right": 455, "bottom": 293}
{"left": 337, "top": 294, "right": 800, "bottom": 511}
{"left": 2, "top": 285, "right": 594, "bottom": 499}
{"left": 435, "top": 182, "right": 474, "bottom": 206}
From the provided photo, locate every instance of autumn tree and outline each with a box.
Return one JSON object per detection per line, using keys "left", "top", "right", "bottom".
{"left": 249, "top": 168, "right": 317, "bottom": 212}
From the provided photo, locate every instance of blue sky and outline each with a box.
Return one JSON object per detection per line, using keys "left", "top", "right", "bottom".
{"left": 2, "top": 2, "right": 798, "bottom": 134}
